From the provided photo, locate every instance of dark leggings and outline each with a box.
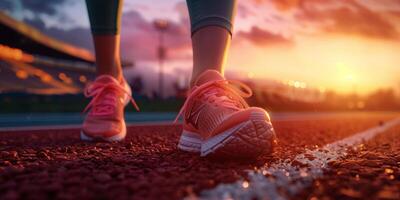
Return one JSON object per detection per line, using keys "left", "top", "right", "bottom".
{"left": 85, "top": 0, "right": 237, "bottom": 36}
{"left": 85, "top": 0, "right": 124, "bottom": 35}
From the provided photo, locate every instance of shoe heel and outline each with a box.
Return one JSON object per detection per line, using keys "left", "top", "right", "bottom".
{"left": 178, "top": 130, "right": 202, "bottom": 153}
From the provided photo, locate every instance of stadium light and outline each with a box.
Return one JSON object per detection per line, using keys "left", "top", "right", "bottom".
{"left": 153, "top": 19, "right": 169, "bottom": 99}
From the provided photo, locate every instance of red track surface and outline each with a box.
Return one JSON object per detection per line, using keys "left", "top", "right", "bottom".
{"left": 0, "top": 113, "right": 399, "bottom": 200}
{"left": 298, "top": 123, "right": 400, "bottom": 200}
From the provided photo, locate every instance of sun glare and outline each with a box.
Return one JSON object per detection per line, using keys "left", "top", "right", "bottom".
{"left": 229, "top": 34, "right": 400, "bottom": 95}
{"left": 335, "top": 62, "right": 357, "bottom": 82}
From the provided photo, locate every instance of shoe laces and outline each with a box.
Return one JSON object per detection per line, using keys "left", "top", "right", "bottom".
{"left": 174, "top": 79, "right": 252, "bottom": 123}
{"left": 83, "top": 77, "right": 139, "bottom": 116}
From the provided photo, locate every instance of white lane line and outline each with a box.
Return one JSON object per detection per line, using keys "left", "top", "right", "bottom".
{"left": 188, "top": 118, "right": 400, "bottom": 200}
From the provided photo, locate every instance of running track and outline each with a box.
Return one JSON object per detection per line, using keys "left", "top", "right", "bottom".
{"left": 0, "top": 112, "right": 399, "bottom": 200}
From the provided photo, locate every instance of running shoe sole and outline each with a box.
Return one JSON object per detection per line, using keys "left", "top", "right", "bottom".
{"left": 178, "top": 130, "right": 202, "bottom": 152}
{"left": 178, "top": 111, "right": 276, "bottom": 158}
{"left": 80, "top": 120, "right": 127, "bottom": 142}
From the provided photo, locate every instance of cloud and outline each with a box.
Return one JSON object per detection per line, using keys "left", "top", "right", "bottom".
{"left": 0, "top": 1, "right": 12, "bottom": 11}
{"left": 23, "top": 17, "right": 94, "bottom": 52}
{"left": 237, "top": 4, "right": 256, "bottom": 18}
{"left": 23, "top": 0, "right": 68, "bottom": 15}
{"left": 295, "top": 0, "right": 399, "bottom": 40}
{"left": 11, "top": 5, "right": 192, "bottom": 63}
{"left": 270, "top": 0, "right": 301, "bottom": 11}
{"left": 250, "top": 0, "right": 400, "bottom": 40}
{"left": 0, "top": 0, "right": 68, "bottom": 15}
{"left": 237, "top": 26, "right": 293, "bottom": 46}
{"left": 120, "top": 9, "right": 191, "bottom": 62}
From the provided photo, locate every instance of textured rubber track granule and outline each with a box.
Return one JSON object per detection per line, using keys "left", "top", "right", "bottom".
{"left": 297, "top": 123, "right": 400, "bottom": 200}
{"left": 0, "top": 114, "right": 396, "bottom": 200}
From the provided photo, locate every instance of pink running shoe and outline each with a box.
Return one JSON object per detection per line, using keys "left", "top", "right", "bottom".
{"left": 81, "top": 75, "right": 139, "bottom": 142}
{"left": 175, "top": 70, "right": 275, "bottom": 158}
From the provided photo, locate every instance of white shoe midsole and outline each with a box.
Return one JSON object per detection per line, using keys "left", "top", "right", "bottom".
{"left": 178, "top": 121, "right": 249, "bottom": 156}
{"left": 178, "top": 130, "right": 202, "bottom": 152}
{"left": 200, "top": 121, "right": 248, "bottom": 156}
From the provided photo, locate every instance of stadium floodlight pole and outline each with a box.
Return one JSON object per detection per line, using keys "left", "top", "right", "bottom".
{"left": 153, "top": 19, "right": 169, "bottom": 99}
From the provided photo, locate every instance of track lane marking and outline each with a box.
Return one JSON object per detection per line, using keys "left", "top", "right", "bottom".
{"left": 188, "top": 118, "right": 400, "bottom": 200}
{"left": 1, "top": 112, "right": 398, "bottom": 131}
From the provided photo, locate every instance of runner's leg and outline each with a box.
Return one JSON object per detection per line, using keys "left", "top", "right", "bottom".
{"left": 86, "top": 0, "right": 124, "bottom": 81}
{"left": 82, "top": 0, "right": 135, "bottom": 142}
{"left": 186, "top": 0, "right": 237, "bottom": 86}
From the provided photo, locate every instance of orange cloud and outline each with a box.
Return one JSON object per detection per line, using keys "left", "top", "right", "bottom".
{"left": 270, "top": 0, "right": 301, "bottom": 11}
{"left": 298, "top": 0, "right": 399, "bottom": 40}
{"left": 237, "top": 26, "right": 293, "bottom": 46}
{"left": 257, "top": 0, "right": 400, "bottom": 40}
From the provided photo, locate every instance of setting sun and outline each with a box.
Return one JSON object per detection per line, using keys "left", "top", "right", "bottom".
{"left": 228, "top": 34, "right": 400, "bottom": 95}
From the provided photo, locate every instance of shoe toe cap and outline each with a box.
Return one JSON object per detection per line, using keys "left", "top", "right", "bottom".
{"left": 248, "top": 107, "right": 271, "bottom": 122}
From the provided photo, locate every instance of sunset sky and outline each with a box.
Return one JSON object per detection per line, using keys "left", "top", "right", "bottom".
{"left": 1, "top": 0, "right": 400, "bottom": 95}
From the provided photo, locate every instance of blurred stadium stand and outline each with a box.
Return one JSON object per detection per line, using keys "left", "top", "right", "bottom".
{"left": 0, "top": 11, "right": 132, "bottom": 95}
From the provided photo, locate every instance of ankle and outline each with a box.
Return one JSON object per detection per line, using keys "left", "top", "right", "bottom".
{"left": 190, "top": 69, "right": 224, "bottom": 88}
{"left": 96, "top": 71, "right": 123, "bottom": 82}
